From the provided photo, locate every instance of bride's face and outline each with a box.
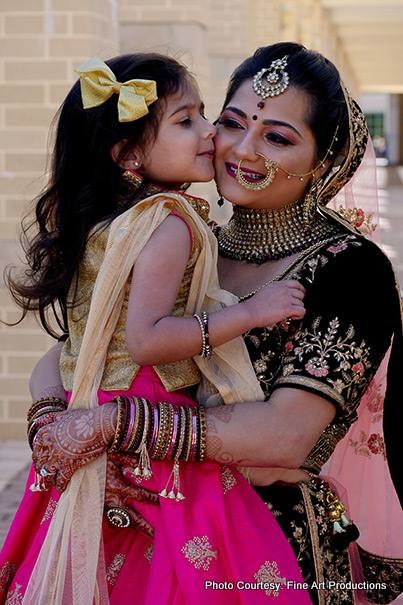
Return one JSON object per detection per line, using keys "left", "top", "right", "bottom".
{"left": 214, "top": 81, "right": 327, "bottom": 210}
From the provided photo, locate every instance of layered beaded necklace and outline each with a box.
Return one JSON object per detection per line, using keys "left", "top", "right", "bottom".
{"left": 215, "top": 199, "right": 340, "bottom": 264}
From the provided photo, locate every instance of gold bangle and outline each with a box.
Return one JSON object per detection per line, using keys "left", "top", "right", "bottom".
{"left": 198, "top": 406, "right": 207, "bottom": 463}
{"left": 108, "top": 396, "right": 125, "bottom": 452}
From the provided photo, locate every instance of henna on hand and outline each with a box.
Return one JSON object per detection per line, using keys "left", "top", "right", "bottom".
{"left": 105, "top": 453, "right": 158, "bottom": 540}
{"left": 32, "top": 404, "right": 117, "bottom": 493}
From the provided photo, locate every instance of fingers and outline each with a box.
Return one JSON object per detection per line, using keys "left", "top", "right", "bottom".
{"left": 284, "top": 279, "right": 306, "bottom": 295}
{"left": 123, "top": 479, "right": 160, "bottom": 507}
{"left": 289, "top": 308, "right": 306, "bottom": 320}
{"left": 109, "top": 452, "right": 139, "bottom": 468}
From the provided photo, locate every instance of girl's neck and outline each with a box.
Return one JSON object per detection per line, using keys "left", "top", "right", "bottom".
{"left": 120, "top": 169, "right": 210, "bottom": 223}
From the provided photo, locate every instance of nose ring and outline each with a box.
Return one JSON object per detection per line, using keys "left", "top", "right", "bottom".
{"left": 235, "top": 152, "right": 279, "bottom": 191}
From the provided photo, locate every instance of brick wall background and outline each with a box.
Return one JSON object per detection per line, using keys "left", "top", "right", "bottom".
{"left": 0, "top": 0, "right": 358, "bottom": 439}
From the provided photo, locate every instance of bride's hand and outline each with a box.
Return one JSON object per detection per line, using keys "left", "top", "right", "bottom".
{"left": 32, "top": 403, "right": 117, "bottom": 493}
{"left": 105, "top": 453, "right": 159, "bottom": 540}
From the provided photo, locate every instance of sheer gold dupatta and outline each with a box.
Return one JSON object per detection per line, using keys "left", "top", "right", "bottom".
{"left": 23, "top": 193, "right": 263, "bottom": 605}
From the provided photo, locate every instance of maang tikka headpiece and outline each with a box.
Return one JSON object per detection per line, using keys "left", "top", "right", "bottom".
{"left": 252, "top": 55, "right": 289, "bottom": 108}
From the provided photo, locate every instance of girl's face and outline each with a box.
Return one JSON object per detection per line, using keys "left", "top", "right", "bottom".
{"left": 135, "top": 83, "right": 216, "bottom": 189}
{"left": 214, "top": 81, "right": 327, "bottom": 210}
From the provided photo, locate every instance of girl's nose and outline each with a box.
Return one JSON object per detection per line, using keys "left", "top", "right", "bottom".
{"left": 205, "top": 121, "right": 217, "bottom": 139}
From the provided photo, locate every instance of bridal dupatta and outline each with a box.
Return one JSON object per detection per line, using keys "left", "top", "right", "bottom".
{"left": 22, "top": 192, "right": 268, "bottom": 605}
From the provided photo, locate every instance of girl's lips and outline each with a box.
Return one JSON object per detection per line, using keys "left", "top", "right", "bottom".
{"left": 200, "top": 150, "right": 215, "bottom": 160}
{"left": 225, "top": 162, "right": 266, "bottom": 182}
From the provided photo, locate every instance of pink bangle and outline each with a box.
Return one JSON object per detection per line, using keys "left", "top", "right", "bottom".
{"left": 189, "top": 407, "right": 198, "bottom": 461}
{"left": 167, "top": 405, "right": 179, "bottom": 460}
{"left": 175, "top": 407, "right": 186, "bottom": 462}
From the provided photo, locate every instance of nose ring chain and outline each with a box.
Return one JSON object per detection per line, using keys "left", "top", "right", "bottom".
{"left": 235, "top": 125, "right": 339, "bottom": 192}
{"left": 236, "top": 153, "right": 278, "bottom": 191}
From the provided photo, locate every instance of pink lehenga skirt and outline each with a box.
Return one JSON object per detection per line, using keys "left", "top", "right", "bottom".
{"left": 0, "top": 367, "right": 311, "bottom": 604}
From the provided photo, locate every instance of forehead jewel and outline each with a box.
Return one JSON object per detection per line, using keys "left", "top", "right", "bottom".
{"left": 252, "top": 55, "right": 289, "bottom": 109}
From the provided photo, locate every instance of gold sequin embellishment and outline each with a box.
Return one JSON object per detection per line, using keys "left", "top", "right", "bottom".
{"left": 254, "top": 561, "right": 286, "bottom": 597}
{"left": 221, "top": 466, "right": 237, "bottom": 494}
{"left": 106, "top": 553, "right": 126, "bottom": 586}
{"left": 40, "top": 497, "right": 58, "bottom": 525}
{"left": 182, "top": 535, "right": 218, "bottom": 570}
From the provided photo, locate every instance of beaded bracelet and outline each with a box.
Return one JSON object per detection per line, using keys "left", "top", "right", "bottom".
{"left": 193, "top": 312, "right": 212, "bottom": 359}
{"left": 200, "top": 311, "right": 211, "bottom": 359}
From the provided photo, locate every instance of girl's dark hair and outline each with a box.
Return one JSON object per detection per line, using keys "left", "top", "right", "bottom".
{"left": 221, "top": 42, "right": 349, "bottom": 162}
{"left": 6, "top": 53, "right": 192, "bottom": 337}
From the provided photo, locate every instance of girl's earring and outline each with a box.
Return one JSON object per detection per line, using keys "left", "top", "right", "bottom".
{"left": 216, "top": 186, "right": 224, "bottom": 207}
{"left": 134, "top": 161, "right": 139, "bottom": 167}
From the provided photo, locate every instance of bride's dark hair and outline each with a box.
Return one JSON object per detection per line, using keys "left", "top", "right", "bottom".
{"left": 221, "top": 42, "right": 349, "bottom": 163}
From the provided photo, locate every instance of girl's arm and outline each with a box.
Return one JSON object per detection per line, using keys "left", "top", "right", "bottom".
{"left": 126, "top": 214, "right": 305, "bottom": 366}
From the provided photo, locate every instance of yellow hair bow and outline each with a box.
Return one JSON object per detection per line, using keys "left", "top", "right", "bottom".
{"left": 75, "top": 56, "right": 158, "bottom": 123}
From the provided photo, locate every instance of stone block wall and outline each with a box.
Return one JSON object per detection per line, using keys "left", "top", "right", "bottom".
{"left": 0, "top": 0, "right": 357, "bottom": 438}
{"left": 0, "top": 0, "right": 119, "bottom": 438}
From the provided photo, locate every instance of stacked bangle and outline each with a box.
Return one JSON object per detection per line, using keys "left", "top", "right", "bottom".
{"left": 108, "top": 396, "right": 207, "bottom": 465}
{"left": 27, "top": 397, "right": 69, "bottom": 449}
{"left": 193, "top": 311, "right": 212, "bottom": 359}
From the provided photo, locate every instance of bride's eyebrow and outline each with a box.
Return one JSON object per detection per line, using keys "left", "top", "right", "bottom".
{"left": 223, "top": 106, "right": 302, "bottom": 138}
{"left": 261, "top": 119, "right": 302, "bottom": 138}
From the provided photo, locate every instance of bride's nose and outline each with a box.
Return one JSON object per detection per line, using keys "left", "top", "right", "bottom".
{"left": 233, "top": 131, "right": 259, "bottom": 163}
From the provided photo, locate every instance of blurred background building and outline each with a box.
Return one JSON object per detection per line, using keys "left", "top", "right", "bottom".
{"left": 1, "top": 0, "right": 403, "bottom": 438}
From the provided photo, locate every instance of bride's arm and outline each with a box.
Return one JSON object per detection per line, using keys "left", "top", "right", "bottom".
{"left": 29, "top": 340, "right": 67, "bottom": 401}
{"left": 30, "top": 345, "right": 334, "bottom": 475}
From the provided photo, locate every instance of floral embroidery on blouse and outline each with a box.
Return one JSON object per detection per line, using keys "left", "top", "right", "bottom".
{"left": 254, "top": 561, "right": 286, "bottom": 597}
{"left": 182, "top": 536, "right": 217, "bottom": 570}
{"left": 280, "top": 317, "right": 372, "bottom": 408}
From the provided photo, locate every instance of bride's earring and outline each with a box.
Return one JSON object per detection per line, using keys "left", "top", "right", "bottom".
{"left": 303, "top": 179, "right": 322, "bottom": 229}
{"left": 216, "top": 186, "right": 224, "bottom": 207}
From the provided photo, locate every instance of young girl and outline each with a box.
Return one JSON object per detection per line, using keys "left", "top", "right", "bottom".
{"left": 2, "top": 54, "right": 310, "bottom": 605}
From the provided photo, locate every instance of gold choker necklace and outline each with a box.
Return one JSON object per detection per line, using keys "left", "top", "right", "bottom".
{"left": 215, "top": 200, "right": 340, "bottom": 264}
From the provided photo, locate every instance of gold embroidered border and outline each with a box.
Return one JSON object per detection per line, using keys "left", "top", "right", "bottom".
{"left": 358, "top": 545, "right": 403, "bottom": 565}
{"left": 299, "top": 482, "right": 326, "bottom": 605}
{"left": 274, "top": 375, "right": 345, "bottom": 409}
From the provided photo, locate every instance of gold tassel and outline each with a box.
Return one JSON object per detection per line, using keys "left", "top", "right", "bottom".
{"left": 133, "top": 438, "right": 152, "bottom": 479}
{"left": 159, "top": 462, "right": 185, "bottom": 502}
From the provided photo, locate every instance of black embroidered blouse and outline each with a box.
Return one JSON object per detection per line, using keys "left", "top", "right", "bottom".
{"left": 242, "top": 232, "right": 401, "bottom": 473}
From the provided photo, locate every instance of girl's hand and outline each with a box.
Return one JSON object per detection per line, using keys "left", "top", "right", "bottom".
{"left": 244, "top": 280, "right": 305, "bottom": 327}
{"left": 32, "top": 404, "right": 117, "bottom": 493}
{"left": 105, "top": 453, "right": 159, "bottom": 540}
